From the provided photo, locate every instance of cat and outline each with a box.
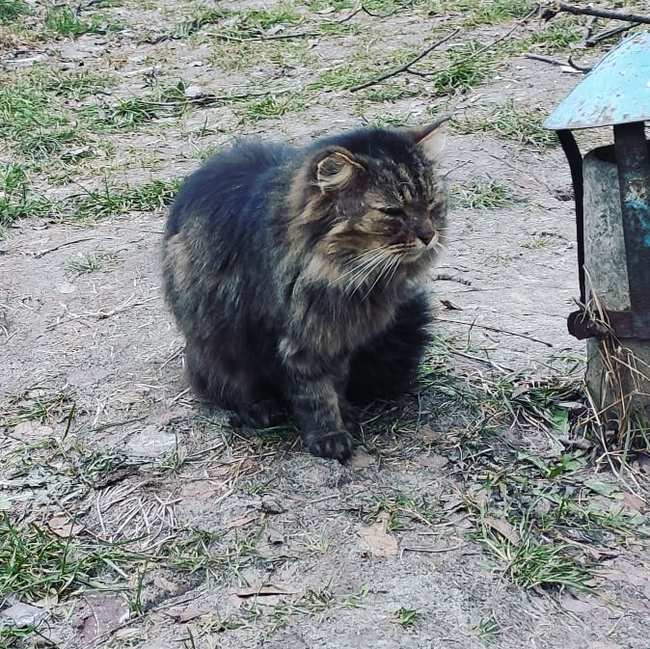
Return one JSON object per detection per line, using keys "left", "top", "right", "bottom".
{"left": 162, "top": 122, "right": 447, "bottom": 461}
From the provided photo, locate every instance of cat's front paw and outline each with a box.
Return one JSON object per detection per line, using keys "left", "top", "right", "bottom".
{"left": 303, "top": 430, "right": 353, "bottom": 462}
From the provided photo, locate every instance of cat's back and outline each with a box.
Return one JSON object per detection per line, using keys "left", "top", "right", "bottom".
{"left": 166, "top": 140, "right": 295, "bottom": 236}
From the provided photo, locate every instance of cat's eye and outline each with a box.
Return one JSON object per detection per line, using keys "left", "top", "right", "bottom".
{"left": 379, "top": 206, "right": 405, "bottom": 217}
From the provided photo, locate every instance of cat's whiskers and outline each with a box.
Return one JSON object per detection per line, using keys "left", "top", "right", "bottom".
{"left": 348, "top": 249, "right": 395, "bottom": 296}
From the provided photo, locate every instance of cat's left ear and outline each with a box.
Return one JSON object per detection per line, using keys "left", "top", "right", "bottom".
{"left": 407, "top": 123, "right": 448, "bottom": 161}
{"left": 314, "top": 146, "right": 364, "bottom": 194}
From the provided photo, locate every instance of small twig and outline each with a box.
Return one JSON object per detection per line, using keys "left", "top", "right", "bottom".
{"left": 525, "top": 53, "right": 590, "bottom": 73}
{"left": 349, "top": 29, "right": 460, "bottom": 92}
{"left": 30, "top": 237, "right": 94, "bottom": 259}
{"left": 541, "top": 1, "right": 650, "bottom": 25}
{"left": 586, "top": 22, "right": 641, "bottom": 47}
{"left": 434, "top": 317, "right": 553, "bottom": 347}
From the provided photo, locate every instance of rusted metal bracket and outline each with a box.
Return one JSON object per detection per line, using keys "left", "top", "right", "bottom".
{"left": 568, "top": 307, "right": 650, "bottom": 340}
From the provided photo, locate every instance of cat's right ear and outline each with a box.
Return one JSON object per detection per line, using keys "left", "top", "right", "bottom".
{"left": 314, "top": 147, "right": 364, "bottom": 194}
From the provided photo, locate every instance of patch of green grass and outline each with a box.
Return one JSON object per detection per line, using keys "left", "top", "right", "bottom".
{"left": 43, "top": 6, "right": 106, "bottom": 37}
{"left": 463, "top": 0, "right": 534, "bottom": 25}
{"left": 242, "top": 93, "right": 305, "bottom": 121}
{"left": 0, "top": 389, "right": 73, "bottom": 427}
{"left": 211, "top": 39, "right": 313, "bottom": 72}
{"left": 68, "top": 178, "right": 180, "bottom": 220}
{"left": 524, "top": 18, "right": 583, "bottom": 53}
{"left": 107, "top": 96, "right": 160, "bottom": 128}
{"left": 304, "top": 0, "right": 354, "bottom": 11}
{"left": 0, "top": 0, "right": 29, "bottom": 24}
{"left": 65, "top": 251, "right": 120, "bottom": 274}
{"left": 476, "top": 520, "right": 592, "bottom": 590}
{"left": 364, "top": 113, "right": 408, "bottom": 128}
{"left": 474, "top": 615, "right": 501, "bottom": 641}
{"left": 0, "top": 164, "right": 54, "bottom": 234}
{"left": 40, "top": 69, "right": 116, "bottom": 100}
{"left": 172, "top": 7, "right": 225, "bottom": 38}
{"left": 311, "top": 60, "right": 375, "bottom": 91}
{"left": 394, "top": 607, "right": 419, "bottom": 628}
{"left": 369, "top": 494, "right": 439, "bottom": 531}
{"left": 239, "top": 4, "right": 302, "bottom": 31}
{"left": 0, "top": 513, "right": 105, "bottom": 601}
{"left": 0, "top": 76, "right": 89, "bottom": 162}
{"left": 455, "top": 101, "right": 557, "bottom": 149}
{"left": 453, "top": 179, "right": 513, "bottom": 209}
{"left": 359, "top": 84, "right": 419, "bottom": 103}
{"left": 522, "top": 236, "right": 551, "bottom": 249}
{"left": 432, "top": 42, "right": 492, "bottom": 95}
{"left": 0, "top": 624, "right": 38, "bottom": 648}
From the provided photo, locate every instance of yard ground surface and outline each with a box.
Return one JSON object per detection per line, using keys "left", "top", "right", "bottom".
{"left": 1, "top": 1, "right": 650, "bottom": 648}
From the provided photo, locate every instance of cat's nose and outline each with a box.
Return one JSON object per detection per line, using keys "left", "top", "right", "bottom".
{"left": 416, "top": 223, "right": 434, "bottom": 245}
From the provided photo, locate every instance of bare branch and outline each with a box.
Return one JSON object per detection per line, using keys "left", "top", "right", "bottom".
{"left": 541, "top": 1, "right": 650, "bottom": 25}
{"left": 349, "top": 29, "right": 460, "bottom": 93}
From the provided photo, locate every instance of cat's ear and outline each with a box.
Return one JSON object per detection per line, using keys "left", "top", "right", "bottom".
{"left": 314, "top": 146, "right": 364, "bottom": 193}
{"left": 410, "top": 123, "right": 447, "bottom": 161}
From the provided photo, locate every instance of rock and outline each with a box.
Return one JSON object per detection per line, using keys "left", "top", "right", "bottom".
{"left": 0, "top": 602, "right": 47, "bottom": 627}
{"left": 126, "top": 426, "right": 176, "bottom": 457}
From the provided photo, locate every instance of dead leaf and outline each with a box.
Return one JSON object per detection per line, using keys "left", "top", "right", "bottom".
{"left": 75, "top": 594, "right": 129, "bottom": 643}
{"left": 359, "top": 512, "right": 398, "bottom": 558}
{"left": 350, "top": 447, "right": 375, "bottom": 469}
{"left": 622, "top": 492, "right": 646, "bottom": 512}
{"left": 46, "top": 515, "right": 84, "bottom": 538}
{"left": 234, "top": 584, "right": 294, "bottom": 599}
{"left": 483, "top": 516, "right": 520, "bottom": 545}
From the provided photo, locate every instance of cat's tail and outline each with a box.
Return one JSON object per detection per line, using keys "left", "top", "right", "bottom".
{"left": 346, "top": 293, "right": 432, "bottom": 404}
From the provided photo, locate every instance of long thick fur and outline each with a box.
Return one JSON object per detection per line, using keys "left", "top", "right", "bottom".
{"left": 346, "top": 293, "right": 432, "bottom": 404}
{"left": 162, "top": 127, "right": 447, "bottom": 461}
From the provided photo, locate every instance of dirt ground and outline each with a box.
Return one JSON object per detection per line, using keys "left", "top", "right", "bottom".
{"left": 1, "top": 1, "right": 650, "bottom": 648}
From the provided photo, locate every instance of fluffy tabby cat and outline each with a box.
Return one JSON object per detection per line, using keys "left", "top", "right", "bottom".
{"left": 162, "top": 123, "right": 447, "bottom": 461}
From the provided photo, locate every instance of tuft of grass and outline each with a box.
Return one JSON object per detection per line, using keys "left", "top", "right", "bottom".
{"left": 304, "top": 0, "right": 354, "bottom": 11}
{"left": 44, "top": 7, "right": 106, "bottom": 37}
{"left": 0, "top": 389, "right": 73, "bottom": 427}
{"left": 238, "top": 4, "right": 302, "bottom": 32}
{"left": 463, "top": 0, "right": 533, "bottom": 25}
{"left": 242, "top": 93, "right": 305, "bottom": 122}
{"left": 68, "top": 178, "right": 180, "bottom": 220}
{"left": 394, "top": 607, "right": 419, "bottom": 628}
{"left": 0, "top": 164, "right": 54, "bottom": 234}
{"left": 455, "top": 101, "right": 557, "bottom": 149}
{"left": 0, "top": 0, "right": 29, "bottom": 24}
{"left": 453, "top": 179, "right": 513, "bottom": 209}
{"left": 107, "top": 96, "right": 160, "bottom": 128}
{"left": 431, "top": 42, "right": 492, "bottom": 95}
{"left": 359, "top": 84, "right": 419, "bottom": 103}
{"left": 40, "top": 69, "right": 116, "bottom": 100}
{"left": 476, "top": 521, "right": 592, "bottom": 590}
{"left": 524, "top": 19, "right": 583, "bottom": 53}
{"left": 311, "top": 60, "right": 374, "bottom": 91}
{"left": 0, "top": 513, "right": 103, "bottom": 601}
{"left": 474, "top": 615, "right": 501, "bottom": 641}
{"left": 172, "top": 7, "right": 225, "bottom": 38}
{"left": 65, "top": 251, "right": 119, "bottom": 274}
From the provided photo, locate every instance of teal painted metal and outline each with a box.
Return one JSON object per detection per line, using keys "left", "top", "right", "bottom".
{"left": 544, "top": 33, "right": 650, "bottom": 130}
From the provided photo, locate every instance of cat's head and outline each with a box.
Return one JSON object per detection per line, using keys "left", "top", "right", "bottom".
{"left": 290, "top": 123, "right": 448, "bottom": 286}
